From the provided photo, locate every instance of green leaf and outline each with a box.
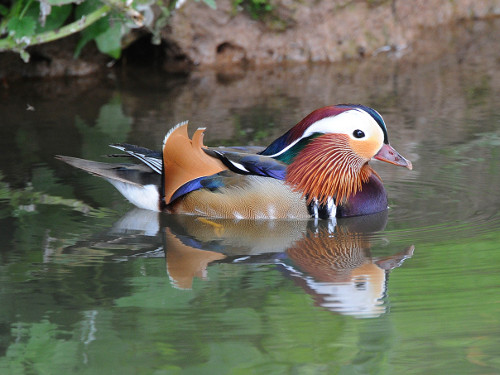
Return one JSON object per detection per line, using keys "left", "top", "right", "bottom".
{"left": 74, "top": 0, "right": 111, "bottom": 57}
{"left": 19, "top": 49, "right": 30, "bottom": 62}
{"left": 95, "top": 19, "right": 122, "bottom": 58}
{"left": 202, "top": 0, "right": 217, "bottom": 9}
{"left": 74, "top": 15, "right": 109, "bottom": 57}
{"left": 7, "top": 16, "right": 37, "bottom": 38}
{"left": 75, "top": 0, "right": 102, "bottom": 18}
{"left": 0, "top": 4, "right": 9, "bottom": 16}
{"left": 36, "top": 4, "right": 72, "bottom": 32}
{"left": 47, "top": 0, "right": 80, "bottom": 4}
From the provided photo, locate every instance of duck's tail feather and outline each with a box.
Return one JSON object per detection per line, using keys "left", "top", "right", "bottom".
{"left": 56, "top": 155, "right": 161, "bottom": 211}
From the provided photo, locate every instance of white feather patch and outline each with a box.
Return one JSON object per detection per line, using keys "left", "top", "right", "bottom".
{"left": 229, "top": 160, "right": 250, "bottom": 172}
{"left": 107, "top": 180, "right": 160, "bottom": 212}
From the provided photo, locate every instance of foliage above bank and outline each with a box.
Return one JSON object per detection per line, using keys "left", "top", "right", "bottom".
{"left": 0, "top": 0, "right": 217, "bottom": 61}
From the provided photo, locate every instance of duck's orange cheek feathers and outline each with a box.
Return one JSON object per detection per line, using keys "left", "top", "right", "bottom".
{"left": 349, "top": 138, "right": 382, "bottom": 160}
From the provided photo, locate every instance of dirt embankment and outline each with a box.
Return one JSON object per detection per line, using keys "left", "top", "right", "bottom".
{"left": 0, "top": 0, "right": 499, "bottom": 78}
{"left": 165, "top": 0, "right": 499, "bottom": 68}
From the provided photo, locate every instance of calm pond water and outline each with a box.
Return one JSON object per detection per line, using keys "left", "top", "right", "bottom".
{"left": 0, "top": 19, "right": 499, "bottom": 375}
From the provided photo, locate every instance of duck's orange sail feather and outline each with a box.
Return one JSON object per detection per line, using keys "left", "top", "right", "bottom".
{"left": 162, "top": 122, "right": 228, "bottom": 204}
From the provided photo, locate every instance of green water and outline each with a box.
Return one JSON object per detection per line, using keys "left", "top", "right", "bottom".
{"left": 1, "top": 20, "right": 499, "bottom": 374}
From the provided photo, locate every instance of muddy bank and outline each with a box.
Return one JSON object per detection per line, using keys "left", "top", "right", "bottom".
{"left": 0, "top": 0, "right": 499, "bottom": 78}
{"left": 166, "top": 0, "right": 499, "bottom": 68}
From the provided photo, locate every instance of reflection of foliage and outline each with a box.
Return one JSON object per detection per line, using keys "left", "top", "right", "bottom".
{"left": 114, "top": 262, "right": 356, "bottom": 372}
{"left": 213, "top": 104, "right": 277, "bottom": 146}
{"left": 465, "top": 74, "right": 492, "bottom": 105}
{"left": 0, "top": 93, "right": 134, "bottom": 261}
{"left": 388, "top": 229, "right": 500, "bottom": 374}
{"left": 1, "top": 229, "right": 500, "bottom": 373}
{"left": 441, "top": 131, "right": 500, "bottom": 168}
{"left": 0, "top": 320, "right": 79, "bottom": 374}
{"left": 75, "top": 94, "right": 133, "bottom": 158}
{"left": 0, "top": 170, "right": 110, "bottom": 218}
{"left": 0, "top": 166, "right": 118, "bottom": 284}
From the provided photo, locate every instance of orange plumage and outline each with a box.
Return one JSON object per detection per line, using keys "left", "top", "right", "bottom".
{"left": 162, "top": 123, "right": 227, "bottom": 204}
{"left": 286, "top": 134, "right": 377, "bottom": 205}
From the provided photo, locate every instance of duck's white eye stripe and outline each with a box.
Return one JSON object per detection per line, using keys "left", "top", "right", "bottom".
{"left": 267, "top": 109, "right": 384, "bottom": 158}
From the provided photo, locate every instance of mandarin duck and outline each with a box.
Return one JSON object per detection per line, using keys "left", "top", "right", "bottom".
{"left": 58, "top": 104, "right": 412, "bottom": 220}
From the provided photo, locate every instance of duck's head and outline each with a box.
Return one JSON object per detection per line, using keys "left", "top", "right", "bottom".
{"left": 260, "top": 104, "right": 412, "bottom": 205}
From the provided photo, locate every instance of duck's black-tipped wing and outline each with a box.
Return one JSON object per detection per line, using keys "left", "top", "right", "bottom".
{"left": 109, "top": 143, "right": 163, "bottom": 174}
{"left": 203, "top": 148, "right": 287, "bottom": 180}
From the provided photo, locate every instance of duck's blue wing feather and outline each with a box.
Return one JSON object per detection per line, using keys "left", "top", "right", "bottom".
{"left": 169, "top": 172, "right": 228, "bottom": 203}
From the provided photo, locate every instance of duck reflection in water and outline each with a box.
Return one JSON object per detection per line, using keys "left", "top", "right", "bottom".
{"left": 152, "top": 209, "right": 414, "bottom": 318}
{"left": 62, "top": 208, "right": 413, "bottom": 317}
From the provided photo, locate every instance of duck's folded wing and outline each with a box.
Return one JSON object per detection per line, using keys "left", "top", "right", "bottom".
{"left": 210, "top": 145, "right": 266, "bottom": 154}
{"left": 204, "top": 148, "right": 287, "bottom": 180}
{"left": 109, "top": 144, "right": 163, "bottom": 174}
{"left": 166, "top": 146, "right": 288, "bottom": 205}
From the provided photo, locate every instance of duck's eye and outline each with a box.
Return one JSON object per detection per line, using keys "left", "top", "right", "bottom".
{"left": 353, "top": 129, "right": 365, "bottom": 139}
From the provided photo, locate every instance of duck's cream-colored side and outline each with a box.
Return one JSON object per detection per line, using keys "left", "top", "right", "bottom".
{"left": 169, "top": 175, "right": 310, "bottom": 220}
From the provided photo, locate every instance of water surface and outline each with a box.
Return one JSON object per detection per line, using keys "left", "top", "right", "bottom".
{"left": 0, "top": 20, "right": 499, "bottom": 375}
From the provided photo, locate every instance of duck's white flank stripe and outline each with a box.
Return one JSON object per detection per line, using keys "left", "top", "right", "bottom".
{"left": 229, "top": 160, "right": 249, "bottom": 172}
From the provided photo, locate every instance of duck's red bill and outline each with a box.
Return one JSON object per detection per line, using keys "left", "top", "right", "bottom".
{"left": 374, "top": 143, "right": 413, "bottom": 170}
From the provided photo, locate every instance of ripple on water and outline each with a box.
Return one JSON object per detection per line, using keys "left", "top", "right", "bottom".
{"left": 381, "top": 153, "right": 500, "bottom": 244}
